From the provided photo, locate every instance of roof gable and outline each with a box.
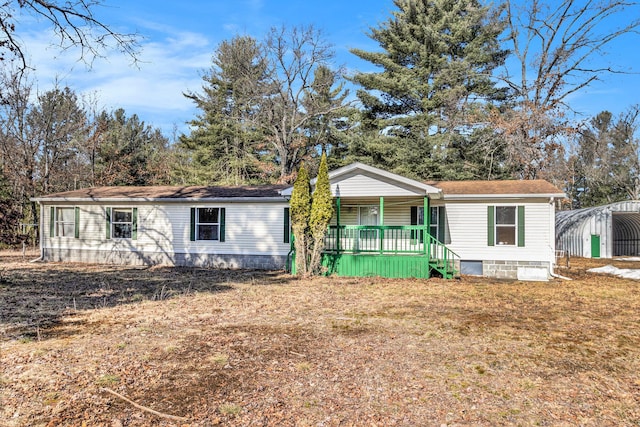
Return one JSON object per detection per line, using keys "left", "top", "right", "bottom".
{"left": 281, "top": 162, "right": 442, "bottom": 198}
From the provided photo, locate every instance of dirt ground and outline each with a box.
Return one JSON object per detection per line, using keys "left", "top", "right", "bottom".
{"left": 1, "top": 252, "right": 639, "bottom": 426}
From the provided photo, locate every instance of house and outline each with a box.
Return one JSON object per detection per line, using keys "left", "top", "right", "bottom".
{"left": 33, "top": 185, "right": 291, "bottom": 270}
{"left": 556, "top": 200, "right": 640, "bottom": 258}
{"left": 33, "top": 163, "right": 564, "bottom": 279}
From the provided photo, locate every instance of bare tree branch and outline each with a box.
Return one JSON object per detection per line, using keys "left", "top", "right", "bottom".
{"left": 494, "top": 0, "right": 640, "bottom": 178}
{"left": 504, "top": 0, "right": 640, "bottom": 110}
{"left": 0, "top": 0, "right": 139, "bottom": 73}
{"left": 261, "top": 25, "right": 342, "bottom": 182}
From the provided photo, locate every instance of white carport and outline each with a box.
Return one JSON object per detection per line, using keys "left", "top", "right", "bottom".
{"left": 556, "top": 201, "right": 640, "bottom": 258}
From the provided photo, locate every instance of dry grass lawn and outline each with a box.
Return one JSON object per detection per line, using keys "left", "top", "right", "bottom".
{"left": 1, "top": 252, "right": 639, "bottom": 426}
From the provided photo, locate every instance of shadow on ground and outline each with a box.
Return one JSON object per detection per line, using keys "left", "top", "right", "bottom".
{"left": 0, "top": 259, "right": 293, "bottom": 341}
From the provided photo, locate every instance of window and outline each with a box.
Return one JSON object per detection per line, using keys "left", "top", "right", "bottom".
{"left": 112, "top": 208, "right": 133, "bottom": 239}
{"left": 488, "top": 205, "right": 524, "bottom": 247}
{"left": 190, "top": 207, "right": 226, "bottom": 242}
{"left": 50, "top": 206, "right": 78, "bottom": 238}
{"left": 198, "top": 208, "right": 220, "bottom": 240}
{"left": 106, "top": 207, "right": 137, "bottom": 240}
{"left": 411, "top": 206, "right": 445, "bottom": 242}
{"left": 495, "top": 206, "right": 516, "bottom": 245}
{"left": 357, "top": 206, "right": 377, "bottom": 225}
{"left": 422, "top": 206, "right": 440, "bottom": 238}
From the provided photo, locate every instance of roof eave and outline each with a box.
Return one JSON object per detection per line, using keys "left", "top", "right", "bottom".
{"left": 31, "top": 196, "right": 288, "bottom": 203}
{"left": 443, "top": 192, "right": 566, "bottom": 201}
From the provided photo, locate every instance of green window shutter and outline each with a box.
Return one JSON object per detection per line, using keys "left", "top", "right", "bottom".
{"left": 74, "top": 207, "right": 80, "bottom": 239}
{"left": 106, "top": 207, "right": 111, "bottom": 240}
{"left": 487, "top": 206, "right": 495, "bottom": 246}
{"left": 517, "top": 205, "right": 525, "bottom": 247}
{"left": 437, "top": 206, "right": 445, "bottom": 242}
{"left": 190, "top": 208, "right": 196, "bottom": 241}
{"left": 50, "top": 206, "right": 55, "bottom": 238}
{"left": 219, "top": 208, "right": 226, "bottom": 242}
{"left": 284, "top": 207, "right": 290, "bottom": 243}
{"left": 132, "top": 207, "right": 138, "bottom": 240}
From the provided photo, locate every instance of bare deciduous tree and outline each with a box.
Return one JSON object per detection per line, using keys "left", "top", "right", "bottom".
{"left": 496, "top": 0, "right": 640, "bottom": 178}
{"left": 261, "top": 25, "right": 346, "bottom": 183}
{"left": 0, "top": 72, "right": 89, "bottom": 239}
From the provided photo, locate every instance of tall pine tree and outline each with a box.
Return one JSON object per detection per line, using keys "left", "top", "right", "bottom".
{"left": 302, "top": 66, "right": 353, "bottom": 170}
{"left": 179, "top": 36, "right": 270, "bottom": 185}
{"left": 350, "top": 0, "right": 507, "bottom": 180}
{"left": 94, "top": 109, "right": 170, "bottom": 186}
{"left": 567, "top": 107, "right": 640, "bottom": 208}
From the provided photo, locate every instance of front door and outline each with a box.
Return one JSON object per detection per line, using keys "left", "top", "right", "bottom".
{"left": 358, "top": 206, "right": 378, "bottom": 249}
{"left": 591, "top": 234, "right": 601, "bottom": 258}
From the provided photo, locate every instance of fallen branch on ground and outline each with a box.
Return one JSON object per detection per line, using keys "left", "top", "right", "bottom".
{"left": 100, "top": 387, "right": 188, "bottom": 422}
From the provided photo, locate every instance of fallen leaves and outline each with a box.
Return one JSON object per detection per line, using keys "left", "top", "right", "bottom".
{"left": 0, "top": 256, "right": 639, "bottom": 425}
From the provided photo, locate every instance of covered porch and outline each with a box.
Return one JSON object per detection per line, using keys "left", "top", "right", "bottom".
{"left": 283, "top": 163, "right": 459, "bottom": 279}
{"left": 319, "top": 196, "right": 458, "bottom": 279}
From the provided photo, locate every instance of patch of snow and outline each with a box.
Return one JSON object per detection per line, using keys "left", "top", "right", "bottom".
{"left": 588, "top": 265, "right": 640, "bottom": 280}
{"left": 615, "top": 257, "right": 640, "bottom": 262}
{"left": 517, "top": 266, "right": 549, "bottom": 281}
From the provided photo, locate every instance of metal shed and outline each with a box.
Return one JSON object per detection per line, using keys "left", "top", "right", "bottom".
{"left": 556, "top": 201, "right": 640, "bottom": 258}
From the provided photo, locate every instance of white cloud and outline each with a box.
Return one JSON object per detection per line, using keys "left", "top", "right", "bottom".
{"left": 14, "top": 23, "right": 214, "bottom": 136}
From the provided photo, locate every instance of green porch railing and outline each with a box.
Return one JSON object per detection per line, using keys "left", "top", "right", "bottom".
{"left": 425, "top": 233, "right": 459, "bottom": 279}
{"left": 288, "top": 225, "right": 460, "bottom": 278}
{"left": 324, "top": 225, "right": 460, "bottom": 278}
{"left": 325, "top": 225, "right": 426, "bottom": 254}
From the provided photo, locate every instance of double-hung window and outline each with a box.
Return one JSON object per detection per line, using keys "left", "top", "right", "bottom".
{"left": 197, "top": 208, "right": 220, "bottom": 240}
{"left": 190, "top": 207, "right": 226, "bottom": 242}
{"left": 488, "top": 205, "right": 525, "bottom": 247}
{"left": 105, "top": 207, "right": 138, "bottom": 240}
{"left": 112, "top": 208, "right": 133, "bottom": 238}
{"left": 495, "top": 206, "right": 516, "bottom": 245}
{"left": 50, "top": 206, "right": 79, "bottom": 238}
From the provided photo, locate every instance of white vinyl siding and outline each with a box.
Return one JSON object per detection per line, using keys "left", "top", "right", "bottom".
{"left": 40, "top": 202, "right": 290, "bottom": 258}
{"left": 444, "top": 199, "right": 554, "bottom": 265}
{"left": 38, "top": 196, "right": 555, "bottom": 270}
{"left": 330, "top": 173, "right": 429, "bottom": 197}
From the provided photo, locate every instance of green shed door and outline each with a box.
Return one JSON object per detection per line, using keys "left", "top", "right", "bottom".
{"left": 591, "top": 234, "right": 601, "bottom": 258}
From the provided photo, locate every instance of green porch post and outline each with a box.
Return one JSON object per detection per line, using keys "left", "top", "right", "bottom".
{"left": 424, "top": 196, "right": 430, "bottom": 257}
{"left": 336, "top": 197, "right": 341, "bottom": 252}
{"left": 379, "top": 197, "right": 384, "bottom": 254}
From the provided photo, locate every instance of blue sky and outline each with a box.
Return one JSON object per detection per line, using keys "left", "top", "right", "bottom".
{"left": 14, "top": 0, "right": 640, "bottom": 139}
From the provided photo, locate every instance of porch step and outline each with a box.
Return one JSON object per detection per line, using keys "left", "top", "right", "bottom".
{"left": 428, "top": 259, "right": 458, "bottom": 279}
